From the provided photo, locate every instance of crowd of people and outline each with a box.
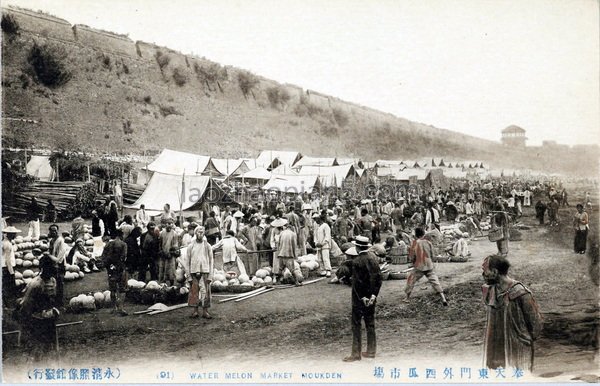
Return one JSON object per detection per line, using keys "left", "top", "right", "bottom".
{"left": 1, "top": 175, "right": 594, "bottom": 369}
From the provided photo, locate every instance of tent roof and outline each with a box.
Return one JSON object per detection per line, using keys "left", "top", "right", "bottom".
{"left": 431, "top": 157, "right": 445, "bottom": 167}
{"left": 375, "top": 159, "right": 404, "bottom": 167}
{"left": 400, "top": 160, "right": 419, "bottom": 168}
{"left": 297, "top": 164, "right": 356, "bottom": 188}
{"left": 256, "top": 150, "right": 301, "bottom": 169}
{"left": 336, "top": 157, "right": 361, "bottom": 166}
{"left": 415, "top": 158, "right": 432, "bottom": 168}
{"left": 375, "top": 165, "right": 406, "bottom": 177}
{"left": 262, "top": 174, "right": 320, "bottom": 194}
{"left": 362, "top": 161, "right": 378, "bottom": 169}
{"left": 391, "top": 169, "right": 429, "bottom": 181}
{"left": 271, "top": 164, "right": 299, "bottom": 176}
{"left": 443, "top": 169, "right": 468, "bottom": 179}
{"left": 146, "top": 149, "right": 221, "bottom": 175}
{"left": 293, "top": 156, "right": 338, "bottom": 168}
{"left": 241, "top": 158, "right": 257, "bottom": 170}
{"left": 238, "top": 167, "right": 272, "bottom": 180}
{"left": 26, "top": 155, "right": 54, "bottom": 181}
{"left": 126, "top": 173, "right": 220, "bottom": 213}
{"left": 211, "top": 159, "right": 249, "bottom": 176}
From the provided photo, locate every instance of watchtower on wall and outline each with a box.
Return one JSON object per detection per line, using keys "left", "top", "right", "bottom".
{"left": 501, "top": 125, "right": 527, "bottom": 147}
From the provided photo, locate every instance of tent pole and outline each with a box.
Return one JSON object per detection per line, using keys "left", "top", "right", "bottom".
{"left": 180, "top": 170, "right": 185, "bottom": 226}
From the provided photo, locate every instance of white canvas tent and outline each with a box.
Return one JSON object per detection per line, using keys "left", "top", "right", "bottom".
{"left": 297, "top": 164, "right": 357, "bottom": 188}
{"left": 392, "top": 169, "right": 429, "bottom": 182}
{"left": 375, "top": 159, "right": 404, "bottom": 167}
{"left": 145, "top": 149, "right": 221, "bottom": 176}
{"left": 126, "top": 173, "right": 224, "bottom": 215}
{"left": 271, "top": 164, "right": 299, "bottom": 176}
{"left": 262, "top": 174, "right": 320, "bottom": 194}
{"left": 211, "top": 159, "right": 249, "bottom": 177}
{"left": 256, "top": 150, "right": 302, "bottom": 170}
{"left": 376, "top": 165, "right": 406, "bottom": 177}
{"left": 238, "top": 167, "right": 272, "bottom": 181}
{"left": 337, "top": 158, "right": 363, "bottom": 168}
{"left": 442, "top": 169, "right": 468, "bottom": 179}
{"left": 241, "top": 158, "right": 257, "bottom": 170}
{"left": 26, "top": 155, "right": 55, "bottom": 181}
{"left": 293, "top": 156, "right": 338, "bottom": 168}
{"left": 235, "top": 167, "right": 272, "bottom": 186}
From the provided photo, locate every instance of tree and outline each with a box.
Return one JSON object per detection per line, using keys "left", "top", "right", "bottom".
{"left": 237, "top": 70, "right": 259, "bottom": 98}
{"left": 27, "top": 42, "right": 72, "bottom": 87}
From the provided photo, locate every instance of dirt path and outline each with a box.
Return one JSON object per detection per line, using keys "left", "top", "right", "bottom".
{"left": 3, "top": 203, "right": 598, "bottom": 382}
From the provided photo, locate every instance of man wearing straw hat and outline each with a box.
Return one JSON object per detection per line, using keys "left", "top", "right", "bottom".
{"left": 2, "top": 225, "right": 21, "bottom": 307}
{"left": 343, "top": 236, "right": 382, "bottom": 362}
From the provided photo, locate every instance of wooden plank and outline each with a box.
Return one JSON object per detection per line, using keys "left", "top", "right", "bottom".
{"left": 147, "top": 303, "right": 188, "bottom": 315}
{"left": 234, "top": 287, "right": 274, "bottom": 302}
{"left": 218, "top": 287, "right": 267, "bottom": 303}
{"left": 273, "top": 277, "right": 326, "bottom": 290}
{"left": 56, "top": 321, "right": 83, "bottom": 328}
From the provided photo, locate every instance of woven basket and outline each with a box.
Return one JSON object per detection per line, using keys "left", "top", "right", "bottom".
{"left": 389, "top": 271, "right": 408, "bottom": 280}
{"left": 301, "top": 267, "right": 310, "bottom": 280}
{"left": 390, "top": 255, "right": 408, "bottom": 265}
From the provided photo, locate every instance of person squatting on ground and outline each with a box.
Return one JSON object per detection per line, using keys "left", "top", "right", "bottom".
{"left": 17, "top": 254, "right": 60, "bottom": 362}
{"left": 102, "top": 230, "right": 128, "bottom": 316}
{"left": 343, "top": 236, "right": 382, "bottom": 362}
{"left": 184, "top": 226, "right": 214, "bottom": 319}
{"left": 66, "top": 238, "right": 100, "bottom": 273}
{"left": 404, "top": 227, "right": 448, "bottom": 306}
{"left": 573, "top": 204, "right": 589, "bottom": 254}
{"left": 482, "top": 255, "right": 543, "bottom": 371}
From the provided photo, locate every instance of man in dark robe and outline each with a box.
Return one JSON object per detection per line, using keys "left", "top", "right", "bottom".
{"left": 482, "top": 255, "right": 543, "bottom": 371}
{"left": 343, "top": 236, "right": 382, "bottom": 362}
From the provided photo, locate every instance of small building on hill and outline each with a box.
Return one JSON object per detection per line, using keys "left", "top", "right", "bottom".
{"left": 501, "top": 125, "right": 527, "bottom": 147}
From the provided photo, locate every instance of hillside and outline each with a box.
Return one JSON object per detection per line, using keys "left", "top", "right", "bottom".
{"left": 1, "top": 6, "right": 597, "bottom": 176}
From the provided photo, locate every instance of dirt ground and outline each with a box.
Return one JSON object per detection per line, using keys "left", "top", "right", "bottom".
{"left": 2, "top": 187, "right": 598, "bottom": 383}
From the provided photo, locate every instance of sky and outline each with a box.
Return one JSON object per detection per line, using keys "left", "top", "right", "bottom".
{"left": 4, "top": 0, "right": 599, "bottom": 146}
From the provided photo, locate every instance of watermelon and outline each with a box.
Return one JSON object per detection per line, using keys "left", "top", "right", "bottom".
{"left": 93, "top": 292, "right": 105, "bottom": 306}
{"left": 103, "top": 290, "right": 111, "bottom": 303}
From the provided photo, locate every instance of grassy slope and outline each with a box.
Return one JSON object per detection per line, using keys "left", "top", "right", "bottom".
{"left": 1, "top": 27, "right": 598, "bottom": 175}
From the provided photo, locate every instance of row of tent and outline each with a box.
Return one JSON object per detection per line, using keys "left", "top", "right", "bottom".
{"left": 135, "top": 149, "right": 367, "bottom": 189}
{"left": 22, "top": 150, "right": 564, "bottom": 215}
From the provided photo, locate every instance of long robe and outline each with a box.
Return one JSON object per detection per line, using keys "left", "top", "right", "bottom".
{"left": 483, "top": 281, "right": 543, "bottom": 371}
